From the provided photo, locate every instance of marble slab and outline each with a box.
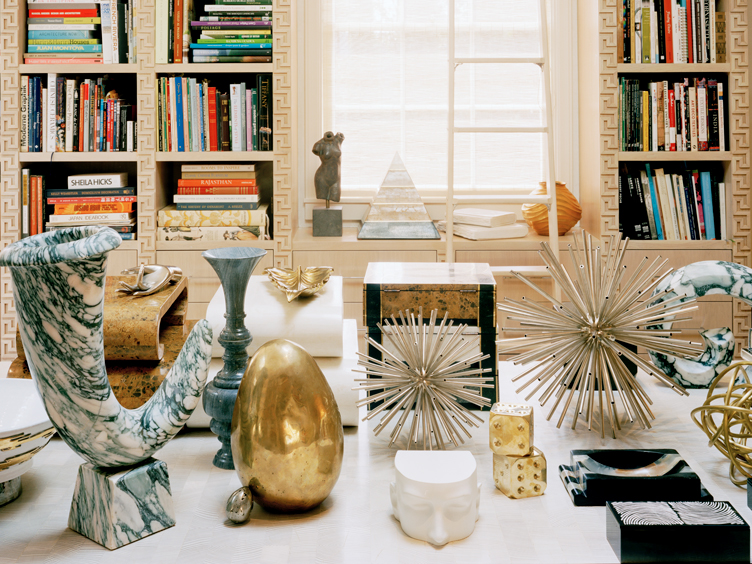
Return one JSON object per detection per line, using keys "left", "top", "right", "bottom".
{"left": 68, "top": 458, "right": 176, "bottom": 550}
{"left": 15, "top": 276, "right": 188, "bottom": 362}
{"left": 206, "top": 275, "right": 344, "bottom": 358}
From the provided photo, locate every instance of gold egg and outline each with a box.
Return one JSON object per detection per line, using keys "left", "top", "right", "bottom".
{"left": 521, "top": 181, "right": 582, "bottom": 236}
{"left": 230, "top": 339, "right": 344, "bottom": 513}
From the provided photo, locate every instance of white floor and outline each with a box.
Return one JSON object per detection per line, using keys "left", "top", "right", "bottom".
{"left": 1, "top": 363, "right": 751, "bottom": 563}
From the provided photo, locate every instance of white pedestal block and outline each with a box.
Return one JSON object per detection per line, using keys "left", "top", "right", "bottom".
{"left": 68, "top": 458, "right": 176, "bottom": 550}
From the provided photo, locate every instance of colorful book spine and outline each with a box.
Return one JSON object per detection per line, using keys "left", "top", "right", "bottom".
{"left": 175, "top": 202, "right": 259, "bottom": 211}
{"left": 53, "top": 202, "right": 133, "bottom": 214}
{"left": 158, "top": 205, "right": 266, "bottom": 226}
{"left": 176, "top": 186, "right": 257, "bottom": 195}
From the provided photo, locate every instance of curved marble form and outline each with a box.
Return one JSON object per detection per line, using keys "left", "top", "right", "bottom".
{"left": 0, "top": 226, "right": 213, "bottom": 467}
{"left": 649, "top": 261, "right": 752, "bottom": 388}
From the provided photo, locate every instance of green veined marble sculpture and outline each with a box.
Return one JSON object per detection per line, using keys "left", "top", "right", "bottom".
{"left": 0, "top": 226, "right": 213, "bottom": 468}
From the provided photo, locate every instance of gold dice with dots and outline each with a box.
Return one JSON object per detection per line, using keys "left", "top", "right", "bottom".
{"left": 489, "top": 402, "right": 533, "bottom": 456}
{"left": 492, "top": 447, "right": 547, "bottom": 499}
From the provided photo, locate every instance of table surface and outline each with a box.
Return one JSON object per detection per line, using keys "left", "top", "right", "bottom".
{"left": 0, "top": 363, "right": 749, "bottom": 564}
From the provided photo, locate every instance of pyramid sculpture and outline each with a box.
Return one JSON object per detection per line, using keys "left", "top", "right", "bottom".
{"left": 358, "top": 153, "right": 440, "bottom": 239}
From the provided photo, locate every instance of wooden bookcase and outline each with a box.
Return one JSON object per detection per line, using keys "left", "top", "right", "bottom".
{"left": 579, "top": 0, "right": 750, "bottom": 351}
{"left": 0, "top": 0, "right": 296, "bottom": 357}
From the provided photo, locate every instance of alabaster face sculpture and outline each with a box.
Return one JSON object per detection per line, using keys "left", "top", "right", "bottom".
{"left": 390, "top": 451, "right": 480, "bottom": 547}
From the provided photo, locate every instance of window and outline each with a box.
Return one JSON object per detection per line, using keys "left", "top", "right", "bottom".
{"left": 300, "top": 1, "right": 578, "bottom": 220}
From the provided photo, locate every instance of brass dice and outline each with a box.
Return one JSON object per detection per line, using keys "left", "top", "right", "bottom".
{"left": 489, "top": 402, "right": 546, "bottom": 498}
{"left": 492, "top": 448, "right": 547, "bottom": 499}
{"left": 489, "top": 403, "right": 533, "bottom": 456}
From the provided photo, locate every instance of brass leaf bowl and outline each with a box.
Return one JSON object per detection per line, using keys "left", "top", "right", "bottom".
{"left": 264, "top": 266, "right": 334, "bottom": 302}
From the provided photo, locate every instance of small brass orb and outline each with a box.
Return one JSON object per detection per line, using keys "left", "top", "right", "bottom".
{"left": 226, "top": 486, "right": 253, "bottom": 524}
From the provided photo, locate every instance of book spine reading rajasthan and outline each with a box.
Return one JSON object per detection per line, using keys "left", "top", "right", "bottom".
{"left": 155, "top": 0, "right": 272, "bottom": 64}
{"left": 618, "top": 0, "right": 725, "bottom": 64}
{"left": 157, "top": 74, "right": 272, "bottom": 152}
{"left": 619, "top": 76, "right": 725, "bottom": 152}
{"left": 21, "top": 171, "right": 137, "bottom": 240}
{"left": 20, "top": 74, "right": 136, "bottom": 153}
{"left": 25, "top": 0, "right": 136, "bottom": 64}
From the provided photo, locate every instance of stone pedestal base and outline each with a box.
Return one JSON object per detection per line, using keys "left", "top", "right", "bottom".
{"left": 313, "top": 206, "right": 343, "bottom": 237}
{"left": 68, "top": 458, "right": 176, "bottom": 550}
{"left": 0, "top": 477, "right": 22, "bottom": 506}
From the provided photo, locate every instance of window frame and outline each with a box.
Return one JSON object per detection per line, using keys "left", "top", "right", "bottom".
{"left": 296, "top": 0, "right": 579, "bottom": 226}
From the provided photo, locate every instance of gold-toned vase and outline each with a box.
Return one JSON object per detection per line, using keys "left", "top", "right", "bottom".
{"left": 521, "top": 182, "right": 582, "bottom": 236}
{"left": 230, "top": 339, "right": 344, "bottom": 513}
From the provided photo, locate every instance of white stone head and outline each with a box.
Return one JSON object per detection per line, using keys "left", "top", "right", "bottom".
{"left": 390, "top": 450, "right": 480, "bottom": 547}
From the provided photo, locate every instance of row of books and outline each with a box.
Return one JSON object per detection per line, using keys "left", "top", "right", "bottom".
{"left": 22, "top": 171, "right": 137, "bottom": 239}
{"left": 157, "top": 75, "right": 272, "bottom": 152}
{"left": 157, "top": 164, "right": 268, "bottom": 240}
{"left": 620, "top": 76, "right": 725, "bottom": 151}
{"left": 21, "top": 74, "right": 136, "bottom": 153}
{"left": 619, "top": 163, "right": 725, "bottom": 241}
{"left": 154, "top": 0, "right": 272, "bottom": 64}
{"left": 619, "top": 0, "right": 726, "bottom": 64}
{"left": 190, "top": 0, "right": 272, "bottom": 63}
{"left": 25, "top": 0, "right": 136, "bottom": 65}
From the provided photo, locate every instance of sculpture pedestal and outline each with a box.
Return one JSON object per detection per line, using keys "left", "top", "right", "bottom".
{"left": 0, "top": 477, "right": 22, "bottom": 506}
{"left": 68, "top": 458, "right": 176, "bottom": 550}
{"left": 312, "top": 206, "right": 343, "bottom": 237}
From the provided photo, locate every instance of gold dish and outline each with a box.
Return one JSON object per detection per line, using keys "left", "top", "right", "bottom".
{"left": 264, "top": 266, "right": 334, "bottom": 302}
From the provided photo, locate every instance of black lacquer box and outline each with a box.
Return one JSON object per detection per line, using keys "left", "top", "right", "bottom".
{"left": 559, "top": 449, "right": 712, "bottom": 506}
{"left": 606, "top": 501, "right": 750, "bottom": 563}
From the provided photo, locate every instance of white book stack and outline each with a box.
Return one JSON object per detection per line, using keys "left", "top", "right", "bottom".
{"left": 439, "top": 208, "right": 528, "bottom": 240}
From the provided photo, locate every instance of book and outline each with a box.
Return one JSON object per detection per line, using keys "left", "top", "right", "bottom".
{"left": 175, "top": 202, "right": 259, "bottom": 210}
{"left": 230, "top": 83, "right": 242, "bottom": 151}
{"left": 190, "top": 42, "right": 271, "bottom": 49}
{"left": 644, "top": 164, "right": 664, "bottom": 239}
{"left": 48, "top": 211, "right": 135, "bottom": 224}
{"left": 157, "top": 225, "right": 265, "bottom": 241}
{"left": 155, "top": 0, "right": 168, "bottom": 63}
{"left": 21, "top": 169, "right": 29, "bottom": 238}
{"left": 28, "top": 9, "right": 99, "bottom": 17}
{"left": 718, "top": 82, "right": 725, "bottom": 151}
{"left": 68, "top": 172, "right": 128, "bottom": 188}
{"left": 452, "top": 208, "right": 516, "bottom": 228}
{"left": 177, "top": 186, "right": 257, "bottom": 195}
{"left": 20, "top": 77, "right": 28, "bottom": 153}
{"left": 699, "top": 170, "right": 715, "bottom": 239}
{"left": 655, "top": 168, "right": 677, "bottom": 239}
{"left": 27, "top": 17, "right": 101, "bottom": 24}
{"left": 173, "top": 195, "right": 259, "bottom": 204}
{"left": 177, "top": 178, "right": 256, "bottom": 187}
{"left": 697, "top": 78, "right": 708, "bottom": 150}
{"left": 437, "top": 221, "right": 529, "bottom": 241}
{"left": 191, "top": 56, "right": 271, "bottom": 62}
{"left": 158, "top": 203, "right": 267, "bottom": 226}
{"left": 257, "top": 73, "right": 271, "bottom": 151}
{"left": 182, "top": 164, "right": 255, "bottom": 172}
{"left": 28, "top": 30, "right": 96, "bottom": 38}
{"left": 53, "top": 202, "right": 133, "bottom": 214}
{"left": 46, "top": 195, "right": 136, "bottom": 203}
{"left": 190, "top": 21, "right": 272, "bottom": 27}
{"left": 719, "top": 181, "right": 727, "bottom": 239}
{"left": 27, "top": 23, "right": 98, "bottom": 30}
{"left": 219, "top": 92, "right": 230, "bottom": 151}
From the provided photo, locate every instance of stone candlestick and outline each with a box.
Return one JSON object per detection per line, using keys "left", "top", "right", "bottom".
{"left": 202, "top": 246, "right": 267, "bottom": 469}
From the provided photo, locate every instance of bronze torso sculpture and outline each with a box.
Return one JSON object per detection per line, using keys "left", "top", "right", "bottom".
{"left": 312, "top": 131, "right": 344, "bottom": 205}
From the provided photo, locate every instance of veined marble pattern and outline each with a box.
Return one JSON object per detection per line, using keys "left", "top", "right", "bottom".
{"left": 0, "top": 226, "right": 213, "bottom": 467}
{"left": 68, "top": 459, "right": 176, "bottom": 550}
{"left": 649, "top": 261, "right": 752, "bottom": 388}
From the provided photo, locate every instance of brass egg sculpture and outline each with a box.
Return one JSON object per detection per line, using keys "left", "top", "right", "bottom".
{"left": 521, "top": 181, "right": 582, "bottom": 236}
{"left": 230, "top": 339, "right": 344, "bottom": 513}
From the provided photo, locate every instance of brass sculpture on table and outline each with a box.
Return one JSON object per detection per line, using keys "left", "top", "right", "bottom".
{"left": 264, "top": 266, "right": 334, "bottom": 302}
{"left": 117, "top": 264, "right": 183, "bottom": 297}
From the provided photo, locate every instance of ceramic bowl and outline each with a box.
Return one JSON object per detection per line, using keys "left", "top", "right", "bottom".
{"left": 0, "top": 379, "right": 55, "bottom": 485}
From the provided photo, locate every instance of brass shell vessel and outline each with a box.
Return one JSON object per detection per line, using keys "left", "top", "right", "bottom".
{"left": 521, "top": 182, "right": 582, "bottom": 236}
{"left": 264, "top": 266, "right": 334, "bottom": 302}
{"left": 230, "top": 339, "right": 344, "bottom": 512}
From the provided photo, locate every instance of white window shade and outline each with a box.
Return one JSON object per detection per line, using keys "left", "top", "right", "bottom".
{"left": 320, "top": 0, "right": 545, "bottom": 195}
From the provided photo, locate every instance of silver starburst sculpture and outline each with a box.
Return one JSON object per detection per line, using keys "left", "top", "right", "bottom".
{"left": 355, "top": 308, "right": 493, "bottom": 450}
{"left": 498, "top": 231, "right": 702, "bottom": 438}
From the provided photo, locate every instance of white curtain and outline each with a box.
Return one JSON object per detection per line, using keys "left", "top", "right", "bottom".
{"left": 321, "top": 0, "right": 545, "bottom": 194}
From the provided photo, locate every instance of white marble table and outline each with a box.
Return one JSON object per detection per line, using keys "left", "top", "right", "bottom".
{"left": 1, "top": 363, "right": 749, "bottom": 564}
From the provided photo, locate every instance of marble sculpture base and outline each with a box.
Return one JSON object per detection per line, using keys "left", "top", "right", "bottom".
{"left": 312, "top": 206, "right": 343, "bottom": 237}
{"left": 68, "top": 458, "right": 176, "bottom": 550}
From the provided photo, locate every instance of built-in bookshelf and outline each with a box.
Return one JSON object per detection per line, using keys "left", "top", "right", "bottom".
{"left": 583, "top": 0, "right": 750, "bottom": 349}
{"left": 0, "top": 0, "right": 294, "bottom": 357}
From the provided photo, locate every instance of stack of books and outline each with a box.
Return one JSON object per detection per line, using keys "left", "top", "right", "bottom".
{"left": 157, "top": 75, "right": 272, "bottom": 152}
{"left": 155, "top": 0, "right": 272, "bottom": 63}
{"left": 619, "top": 0, "right": 725, "bottom": 64}
{"left": 25, "top": 2, "right": 103, "bottom": 64}
{"left": 157, "top": 164, "right": 268, "bottom": 241}
{"left": 438, "top": 208, "right": 528, "bottom": 240}
{"left": 21, "top": 74, "right": 136, "bottom": 153}
{"left": 190, "top": 0, "right": 272, "bottom": 63}
{"left": 44, "top": 173, "right": 137, "bottom": 238}
{"left": 620, "top": 76, "right": 725, "bottom": 152}
{"left": 619, "top": 163, "right": 726, "bottom": 241}
{"left": 25, "top": 0, "right": 136, "bottom": 65}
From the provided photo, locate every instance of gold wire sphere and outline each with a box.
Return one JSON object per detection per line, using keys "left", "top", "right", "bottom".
{"left": 691, "top": 361, "right": 752, "bottom": 487}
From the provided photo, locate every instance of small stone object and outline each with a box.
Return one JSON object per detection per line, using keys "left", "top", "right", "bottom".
{"left": 493, "top": 448, "right": 547, "bottom": 499}
{"left": 226, "top": 486, "right": 253, "bottom": 524}
{"left": 489, "top": 403, "right": 533, "bottom": 457}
